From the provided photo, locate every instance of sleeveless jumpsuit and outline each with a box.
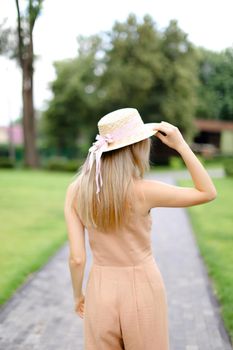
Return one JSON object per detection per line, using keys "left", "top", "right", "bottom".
{"left": 83, "top": 208, "right": 170, "bottom": 350}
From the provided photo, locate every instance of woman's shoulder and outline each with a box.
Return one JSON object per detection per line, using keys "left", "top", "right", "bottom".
{"left": 132, "top": 178, "right": 152, "bottom": 216}
{"left": 135, "top": 177, "right": 164, "bottom": 195}
{"left": 133, "top": 177, "right": 153, "bottom": 194}
{"left": 64, "top": 175, "right": 83, "bottom": 211}
{"left": 66, "top": 174, "right": 83, "bottom": 191}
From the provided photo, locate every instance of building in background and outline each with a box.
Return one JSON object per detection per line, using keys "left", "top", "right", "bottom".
{"left": 0, "top": 124, "right": 23, "bottom": 145}
{"left": 192, "top": 119, "right": 233, "bottom": 157}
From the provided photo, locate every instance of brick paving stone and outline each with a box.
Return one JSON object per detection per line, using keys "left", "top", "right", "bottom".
{"left": 0, "top": 168, "right": 232, "bottom": 350}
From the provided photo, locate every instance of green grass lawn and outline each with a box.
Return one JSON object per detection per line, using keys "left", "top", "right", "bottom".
{"left": 178, "top": 176, "right": 233, "bottom": 343}
{"left": 0, "top": 169, "right": 73, "bottom": 306}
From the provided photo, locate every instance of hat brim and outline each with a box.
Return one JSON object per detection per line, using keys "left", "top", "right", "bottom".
{"left": 103, "top": 123, "right": 158, "bottom": 152}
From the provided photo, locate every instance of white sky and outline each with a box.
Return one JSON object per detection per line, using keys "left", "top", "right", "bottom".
{"left": 0, "top": 0, "right": 233, "bottom": 126}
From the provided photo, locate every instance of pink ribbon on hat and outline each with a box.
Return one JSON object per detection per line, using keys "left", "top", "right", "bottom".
{"left": 85, "top": 133, "right": 114, "bottom": 201}
{"left": 84, "top": 117, "right": 144, "bottom": 202}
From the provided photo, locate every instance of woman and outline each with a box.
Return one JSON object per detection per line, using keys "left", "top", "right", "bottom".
{"left": 64, "top": 108, "right": 217, "bottom": 350}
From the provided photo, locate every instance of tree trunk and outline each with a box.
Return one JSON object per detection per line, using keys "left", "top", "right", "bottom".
{"left": 15, "top": 0, "right": 41, "bottom": 168}
{"left": 22, "top": 59, "right": 39, "bottom": 167}
{"left": 22, "top": 37, "right": 40, "bottom": 168}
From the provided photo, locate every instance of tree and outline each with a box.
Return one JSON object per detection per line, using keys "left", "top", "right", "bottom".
{"left": 196, "top": 47, "right": 233, "bottom": 121}
{"left": 42, "top": 35, "right": 104, "bottom": 157}
{"left": 98, "top": 14, "right": 164, "bottom": 115}
{"left": 15, "top": 0, "right": 43, "bottom": 167}
{"left": 158, "top": 20, "right": 199, "bottom": 139}
{"left": 101, "top": 16, "right": 199, "bottom": 140}
{"left": 0, "top": 1, "right": 43, "bottom": 168}
{"left": 43, "top": 14, "right": 200, "bottom": 156}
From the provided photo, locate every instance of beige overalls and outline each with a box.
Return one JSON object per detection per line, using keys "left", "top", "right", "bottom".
{"left": 83, "top": 207, "right": 170, "bottom": 350}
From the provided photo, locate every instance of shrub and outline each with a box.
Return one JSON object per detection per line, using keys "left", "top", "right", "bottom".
{"left": 0, "top": 144, "right": 24, "bottom": 162}
{"left": 42, "top": 157, "right": 84, "bottom": 172}
{"left": 0, "top": 157, "right": 15, "bottom": 168}
{"left": 169, "top": 156, "right": 185, "bottom": 169}
{"left": 223, "top": 157, "right": 233, "bottom": 177}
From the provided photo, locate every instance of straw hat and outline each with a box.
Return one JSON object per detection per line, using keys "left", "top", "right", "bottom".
{"left": 97, "top": 107, "right": 157, "bottom": 151}
{"left": 84, "top": 107, "right": 158, "bottom": 200}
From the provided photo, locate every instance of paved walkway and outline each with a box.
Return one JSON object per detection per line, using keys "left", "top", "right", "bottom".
{"left": 0, "top": 168, "right": 232, "bottom": 350}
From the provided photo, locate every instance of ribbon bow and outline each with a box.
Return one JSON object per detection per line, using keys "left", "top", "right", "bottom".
{"left": 85, "top": 133, "right": 114, "bottom": 201}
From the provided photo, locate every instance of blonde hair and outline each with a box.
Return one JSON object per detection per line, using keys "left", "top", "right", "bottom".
{"left": 70, "top": 137, "right": 151, "bottom": 233}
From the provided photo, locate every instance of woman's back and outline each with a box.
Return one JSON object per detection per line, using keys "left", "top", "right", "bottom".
{"left": 84, "top": 179, "right": 170, "bottom": 350}
{"left": 87, "top": 179, "right": 154, "bottom": 266}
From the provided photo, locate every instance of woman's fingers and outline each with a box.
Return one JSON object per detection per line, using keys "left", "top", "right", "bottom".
{"left": 153, "top": 121, "right": 177, "bottom": 135}
{"left": 153, "top": 125, "right": 169, "bottom": 135}
{"left": 78, "top": 303, "right": 84, "bottom": 311}
{"left": 153, "top": 122, "right": 168, "bottom": 132}
{"left": 75, "top": 307, "right": 84, "bottom": 318}
{"left": 78, "top": 311, "right": 84, "bottom": 318}
{"left": 155, "top": 131, "right": 167, "bottom": 143}
{"left": 74, "top": 300, "right": 85, "bottom": 319}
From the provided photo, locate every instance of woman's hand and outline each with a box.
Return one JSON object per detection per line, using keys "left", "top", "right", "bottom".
{"left": 153, "top": 121, "right": 187, "bottom": 151}
{"left": 74, "top": 293, "right": 85, "bottom": 319}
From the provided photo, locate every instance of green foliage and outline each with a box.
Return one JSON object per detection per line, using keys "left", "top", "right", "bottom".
{"left": 169, "top": 155, "right": 185, "bottom": 169}
{"left": 42, "top": 14, "right": 200, "bottom": 155}
{"left": 0, "top": 1, "right": 44, "bottom": 62}
{"left": 42, "top": 156, "right": 84, "bottom": 172}
{"left": 15, "top": 0, "right": 44, "bottom": 63}
{"left": 28, "top": 0, "right": 43, "bottom": 29}
{"left": 196, "top": 47, "right": 233, "bottom": 121}
{"left": 158, "top": 20, "right": 199, "bottom": 140}
{"left": 0, "top": 19, "right": 14, "bottom": 56}
{"left": 41, "top": 36, "right": 103, "bottom": 155}
{"left": 223, "top": 157, "right": 233, "bottom": 177}
{"left": 0, "top": 144, "right": 24, "bottom": 162}
{"left": 0, "top": 157, "right": 15, "bottom": 168}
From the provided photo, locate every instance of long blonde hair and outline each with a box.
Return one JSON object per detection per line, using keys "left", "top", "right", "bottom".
{"left": 70, "top": 137, "right": 151, "bottom": 233}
